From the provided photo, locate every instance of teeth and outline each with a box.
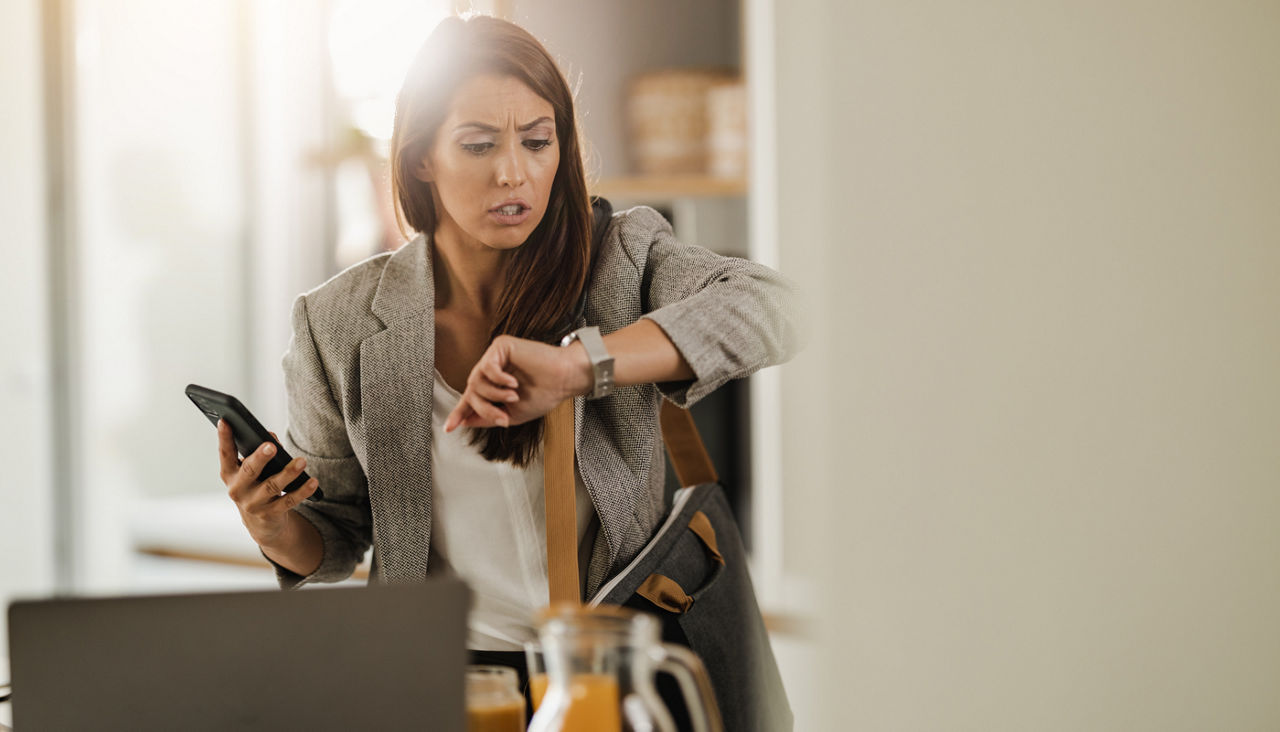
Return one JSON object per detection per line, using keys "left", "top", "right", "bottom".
{"left": 497, "top": 205, "right": 522, "bottom": 215}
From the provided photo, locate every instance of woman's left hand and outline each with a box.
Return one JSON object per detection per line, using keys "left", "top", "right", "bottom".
{"left": 444, "top": 334, "right": 591, "bottom": 432}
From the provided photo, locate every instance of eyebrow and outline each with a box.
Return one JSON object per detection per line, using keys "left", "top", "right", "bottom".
{"left": 453, "top": 116, "right": 554, "bottom": 134}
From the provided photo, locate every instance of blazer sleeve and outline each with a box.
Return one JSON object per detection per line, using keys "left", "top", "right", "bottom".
{"left": 267, "top": 294, "right": 373, "bottom": 589}
{"left": 633, "top": 209, "right": 805, "bottom": 406}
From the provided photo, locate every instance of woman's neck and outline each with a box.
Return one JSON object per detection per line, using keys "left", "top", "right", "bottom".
{"left": 431, "top": 218, "right": 509, "bottom": 321}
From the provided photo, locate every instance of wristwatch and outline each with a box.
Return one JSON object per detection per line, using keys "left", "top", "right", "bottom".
{"left": 559, "top": 326, "right": 615, "bottom": 399}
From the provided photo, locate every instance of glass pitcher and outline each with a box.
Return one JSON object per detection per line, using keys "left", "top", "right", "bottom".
{"left": 527, "top": 605, "right": 724, "bottom": 732}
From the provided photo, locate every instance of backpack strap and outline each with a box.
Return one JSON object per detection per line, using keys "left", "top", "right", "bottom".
{"left": 543, "top": 399, "right": 715, "bottom": 605}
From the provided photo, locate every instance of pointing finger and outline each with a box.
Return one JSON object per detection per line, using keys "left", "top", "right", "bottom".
{"left": 445, "top": 401, "right": 475, "bottom": 433}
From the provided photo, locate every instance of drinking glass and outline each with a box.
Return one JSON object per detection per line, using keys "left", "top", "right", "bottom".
{"left": 465, "top": 664, "right": 525, "bottom": 732}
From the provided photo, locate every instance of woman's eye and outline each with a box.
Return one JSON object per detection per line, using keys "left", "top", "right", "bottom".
{"left": 524, "top": 139, "right": 552, "bottom": 151}
{"left": 461, "top": 142, "right": 494, "bottom": 155}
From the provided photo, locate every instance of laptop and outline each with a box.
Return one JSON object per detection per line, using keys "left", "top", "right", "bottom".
{"left": 7, "top": 579, "right": 470, "bottom": 731}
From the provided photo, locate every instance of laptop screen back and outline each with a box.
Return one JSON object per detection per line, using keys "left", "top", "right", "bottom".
{"left": 7, "top": 580, "right": 468, "bottom": 731}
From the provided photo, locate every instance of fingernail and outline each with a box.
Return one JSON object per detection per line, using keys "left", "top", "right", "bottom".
{"left": 263, "top": 444, "right": 275, "bottom": 456}
{"left": 297, "top": 457, "right": 306, "bottom": 469}
{"left": 506, "top": 393, "right": 518, "bottom": 402}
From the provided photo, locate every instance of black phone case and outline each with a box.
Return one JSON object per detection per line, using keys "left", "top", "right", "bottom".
{"left": 185, "top": 383, "right": 324, "bottom": 501}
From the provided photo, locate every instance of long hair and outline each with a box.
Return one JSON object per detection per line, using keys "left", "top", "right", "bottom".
{"left": 390, "top": 16, "right": 594, "bottom": 467}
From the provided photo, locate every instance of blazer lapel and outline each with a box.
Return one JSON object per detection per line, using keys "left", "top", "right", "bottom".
{"left": 360, "top": 235, "right": 434, "bottom": 584}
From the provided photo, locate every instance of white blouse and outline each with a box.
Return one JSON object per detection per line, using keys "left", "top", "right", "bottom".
{"left": 429, "top": 368, "right": 596, "bottom": 651}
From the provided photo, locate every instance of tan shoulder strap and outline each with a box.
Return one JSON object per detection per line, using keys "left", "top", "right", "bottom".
{"left": 658, "top": 400, "right": 718, "bottom": 488}
{"left": 543, "top": 400, "right": 580, "bottom": 606}
{"left": 542, "top": 399, "right": 715, "bottom": 606}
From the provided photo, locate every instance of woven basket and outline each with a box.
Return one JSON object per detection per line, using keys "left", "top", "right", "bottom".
{"left": 706, "top": 80, "right": 747, "bottom": 178}
{"left": 626, "top": 69, "right": 736, "bottom": 175}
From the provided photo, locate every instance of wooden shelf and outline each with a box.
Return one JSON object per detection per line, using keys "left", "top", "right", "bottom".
{"left": 136, "top": 545, "right": 372, "bottom": 580}
{"left": 592, "top": 174, "right": 747, "bottom": 199}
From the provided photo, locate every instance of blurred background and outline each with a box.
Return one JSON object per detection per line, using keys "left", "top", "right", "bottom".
{"left": 3, "top": 0, "right": 1279, "bottom": 729}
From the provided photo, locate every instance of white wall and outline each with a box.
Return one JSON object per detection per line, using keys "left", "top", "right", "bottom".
{"left": 776, "top": 1, "right": 1280, "bottom": 729}
{"left": 0, "top": 0, "right": 55, "bottom": 661}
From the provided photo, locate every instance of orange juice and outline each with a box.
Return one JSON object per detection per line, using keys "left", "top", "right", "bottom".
{"left": 559, "top": 673, "right": 621, "bottom": 732}
{"left": 466, "top": 698, "right": 524, "bottom": 732}
{"left": 530, "top": 672, "right": 549, "bottom": 710}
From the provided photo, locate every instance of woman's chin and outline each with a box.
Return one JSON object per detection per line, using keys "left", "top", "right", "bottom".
{"left": 480, "top": 223, "right": 537, "bottom": 250}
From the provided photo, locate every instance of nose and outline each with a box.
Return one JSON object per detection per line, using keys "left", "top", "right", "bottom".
{"left": 494, "top": 141, "right": 527, "bottom": 188}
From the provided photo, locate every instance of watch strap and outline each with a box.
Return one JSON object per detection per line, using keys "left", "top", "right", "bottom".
{"left": 560, "top": 326, "right": 615, "bottom": 399}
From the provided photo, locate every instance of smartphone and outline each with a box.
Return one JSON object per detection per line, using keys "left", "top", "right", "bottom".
{"left": 185, "top": 383, "right": 324, "bottom": 501}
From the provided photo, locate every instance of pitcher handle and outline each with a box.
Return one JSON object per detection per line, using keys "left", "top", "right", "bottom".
{"left": 651, "top": 643, "right": 725, "bottom": 732}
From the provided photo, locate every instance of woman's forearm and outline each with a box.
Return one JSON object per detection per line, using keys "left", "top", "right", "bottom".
{"left": 260, "top": 510, "right": 324, "bottom": 577}
{"left": 607, "top": 318, "right": 695, "bottom": 386}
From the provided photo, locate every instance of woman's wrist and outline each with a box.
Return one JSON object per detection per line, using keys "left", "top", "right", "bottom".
{"left": 258, "top": 510, "right": 310, "bottom": 557}
{"left": 560, "top": 340, "right": 594, "bottom": 398}
{"left": 260, "top": 511, "right": 323, "bottom": 577}
{"left": 255, "top": 513, "right": 296, "bottom": 555}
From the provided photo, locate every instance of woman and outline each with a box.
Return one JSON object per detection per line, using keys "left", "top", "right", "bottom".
{"left": 218, "top": 15, "right": 798, "bottom": 660}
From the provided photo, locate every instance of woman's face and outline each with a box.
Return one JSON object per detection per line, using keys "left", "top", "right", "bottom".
{"left": 418, "top": 73, "right": 560, "bottom": 252}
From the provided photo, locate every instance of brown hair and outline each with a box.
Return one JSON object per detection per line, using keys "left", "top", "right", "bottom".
{"left": 390, "top": 15, "right": 594, "bottom": 467}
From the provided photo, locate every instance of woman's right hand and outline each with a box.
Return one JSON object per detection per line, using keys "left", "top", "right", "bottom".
{"left": 218, "top": 419, "right": 320, "bottom": 549}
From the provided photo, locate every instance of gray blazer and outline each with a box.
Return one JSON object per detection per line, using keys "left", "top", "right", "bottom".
{"left": 275, "top": 205, "right": 800, "bottom": 597}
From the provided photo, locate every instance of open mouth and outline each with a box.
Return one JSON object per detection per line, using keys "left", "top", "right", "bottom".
{"left": 491, "top": 204, "right": 529, "bottom": 216}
